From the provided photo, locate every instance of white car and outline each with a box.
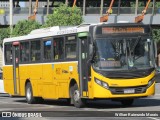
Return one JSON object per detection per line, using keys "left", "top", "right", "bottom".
{"left": 0, "top": 72, "right": 5, "bottom": 93}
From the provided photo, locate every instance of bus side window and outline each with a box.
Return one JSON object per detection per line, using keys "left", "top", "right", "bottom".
{"left": 4, "top": 43, "right": 12, "bottom": 64}
{"left": 53, "top": 37, "right": 64, "bottom": 60}
{"left": 20, "top": 42, "right": 29, "bottom": 62}
{"left": 43, "top": 40, "right": 51, "bottom": 60}
{"left": 31, "top": 40, "right": 41, "bottom": 62}
{"left": 65, "top": 35, "right": 77, "bottom": 59}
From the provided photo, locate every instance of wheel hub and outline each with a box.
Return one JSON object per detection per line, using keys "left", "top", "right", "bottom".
{"left": 73, "top": 90, "right": 80, "bottom": 102}
{"left": 27, "top": 88, "right": 31, "bottom": 101}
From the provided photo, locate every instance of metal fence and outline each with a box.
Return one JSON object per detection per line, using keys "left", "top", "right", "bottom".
{"left": 0, "top": 7, "right": 160, "bottom": 15}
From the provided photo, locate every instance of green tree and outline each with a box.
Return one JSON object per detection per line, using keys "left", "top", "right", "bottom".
{"left": 12, "top": 20, "right": 41, "bottom": 37}
{"left": 0, "top": 27, "right": 10, "bottom": 46}
{"left": 155, "top": 2, "right": 160, "bottom": 8}
{"left": 43, "top": 4, "right": 83, "bottom": 27}
{"left": 152, "top": 29, "right": 160, "bottom": 43}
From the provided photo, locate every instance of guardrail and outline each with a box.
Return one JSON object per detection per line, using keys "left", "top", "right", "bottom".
{"left": 0, "top": 7, "right": 54, "bottom": 15}
{"left": 0, "top": 7, "right": 160, "bottom": 15}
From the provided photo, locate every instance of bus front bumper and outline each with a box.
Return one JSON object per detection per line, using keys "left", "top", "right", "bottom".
{"left": 91, "top": 82, "right": 155, "bottom": 99}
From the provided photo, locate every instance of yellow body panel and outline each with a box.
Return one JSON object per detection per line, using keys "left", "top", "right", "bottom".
{"left": 3, "top": 62, "right": 155, "bottom": 100}
{"left": 88, "top": 67, "right": 155, "bottom": 99}
{"left": 3, "top": 62, "right": 79, "bottom": 99}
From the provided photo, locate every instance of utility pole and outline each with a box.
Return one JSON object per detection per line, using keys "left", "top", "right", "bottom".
{"left": 83, "top": 0, "right": 86, "bottom": 16}
{"left": 9, "top": 0, "right": 13, "bottom": 36}
{"left": 29, "top": 0, "right": 32, "bottom": 16}
{"left": 100, "top": 0, "right": 104, "bottom": 16}
{"left": 65, "top": 0, "right": 68, "bottom": 5}
{"left": 47, "top": 0, "right": 49, "bottom": 15}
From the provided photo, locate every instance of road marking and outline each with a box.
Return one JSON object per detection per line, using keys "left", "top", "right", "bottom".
{"left": 0, "top": 99, "right": 71, "bottom": 107}
{"left": 0, "top": 108, "right": 15, "bottom": 111}
{"left": 0, "top": 101, "right": 7, "bottom": 103}
{"left": 148, "top": 117, "right": 160, "bottom": 120}
{"left": 0, "top": 101, "right": 70, "bottom": 111}
{"left": 0, "top": 100, "right": 31, "bottom": 105}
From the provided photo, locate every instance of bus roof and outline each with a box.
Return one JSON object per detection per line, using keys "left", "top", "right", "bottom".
{"left": 3, "top": 22, "right": 148, "bottom": 43}
{"left": 3, "top": 24, "right": 91, "bottom": 43}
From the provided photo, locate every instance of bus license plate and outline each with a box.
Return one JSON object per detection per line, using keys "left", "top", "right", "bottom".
{"left": 124, "top": 89, "right": 135, "bottom": 94}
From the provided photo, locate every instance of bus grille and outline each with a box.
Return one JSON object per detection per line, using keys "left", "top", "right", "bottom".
{"left": 109, "top": 85, "right": 147, "bottom": 94}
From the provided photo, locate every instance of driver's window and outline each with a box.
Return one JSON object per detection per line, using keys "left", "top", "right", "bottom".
{"left": 134, "top": 40, "right": 149, "bottom": 65}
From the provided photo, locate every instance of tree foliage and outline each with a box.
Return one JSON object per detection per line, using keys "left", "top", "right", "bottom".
{"left": 0, "top": 27, "right": 10, "bottom": 46}
{"left": 43, "top": 4, "right": 83, "bottom": 27}
{"left": 152, "top": 29, "right": 160, "bottom": 43}
{"left": 12, "top": 20, "right": 41, "bottom": 37}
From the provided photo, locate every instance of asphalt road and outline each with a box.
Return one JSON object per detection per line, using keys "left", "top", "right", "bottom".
{"left": 0, "top": 83, "right": 160, "bottom": 120}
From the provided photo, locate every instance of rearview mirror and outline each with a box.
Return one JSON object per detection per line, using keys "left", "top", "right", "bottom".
{"left": 89, "top": 44, "right": 93, "bottom": 57}
{"left": 156, "top": 67, "right": 160, "bottom": 74}
{"left": 154, "top": 41, "right": 157, "bottom": 58}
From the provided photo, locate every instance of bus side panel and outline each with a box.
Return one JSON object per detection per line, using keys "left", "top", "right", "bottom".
{"left": 19, "top": 65, "right": 30, "bottom": 96}
{"left": 42, "top": 84, "right": 57, "bottom": 99}
{"left": 53, "top": 63, "right": 68, "bottom": 98}
{"left": 41, "top": 64, "right": 58, "bottom": 99}
{"left": 60, "top": 62, "right": 79, "bottom": 98}
{"left": 59, "top": 62, "right": 79, "bottom": 98}
{"left": 58, "top": 82, "right": 68, "bottom": 98}
{"left": 3, "top": 66, "right": 14, "bottom": 95}
{"left": 29, "top": 64, "right": 42, "bottom": 97}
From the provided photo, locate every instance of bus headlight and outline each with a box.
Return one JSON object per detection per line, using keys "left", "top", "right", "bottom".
{"left": 95, "top": 78, "right": 109, "bottom": 89}
{"left": 147, "top": 77, "right": 155, "bottom": 88}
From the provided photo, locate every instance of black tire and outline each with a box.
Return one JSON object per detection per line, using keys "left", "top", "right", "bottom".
{"left": 25, "top": 82, "right": 35, "bottom": 104}
{"left": 71, "top": 84, "right": 85, "bottom": 108}
{"left": 121, "top": 99, "right": 134, "bottom": 106}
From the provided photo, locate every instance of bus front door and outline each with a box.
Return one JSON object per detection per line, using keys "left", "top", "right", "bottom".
{"left": 78, "top": 36, "right": 89, "bottom": 97}
{"left": 12, "top": 42, "right": 20, "bottom": 95}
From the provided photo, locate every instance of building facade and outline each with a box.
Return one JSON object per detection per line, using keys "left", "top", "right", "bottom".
{"left": 0, "top": 0, "right": 160, "bottom": 25}
{"left": 25, "top": 1, "right": 47, "bottom": 7}
{"left": 0, "top": 1, "right": 9, "bottom": 7}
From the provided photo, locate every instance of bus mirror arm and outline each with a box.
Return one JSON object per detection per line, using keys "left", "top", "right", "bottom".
{"left": 154, "top": 41, "right": 157, "bottom": 58}
{"left": 154, "top": 41, "right": 158, "bottom": 66}
{"left": 89, "top": 44, "right": 93, "bottom": 58}
{"left": 88, "top": 44, "right": 95, "bottom": 64}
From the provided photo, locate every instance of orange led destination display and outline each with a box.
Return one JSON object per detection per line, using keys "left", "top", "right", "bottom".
{"left": 102, "top": 27, "right": 144, "bottom": 34}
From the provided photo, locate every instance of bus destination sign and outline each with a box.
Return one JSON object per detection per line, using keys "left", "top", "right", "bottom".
{"left": 102, "top": 27, "right": 144, "bottom": 34}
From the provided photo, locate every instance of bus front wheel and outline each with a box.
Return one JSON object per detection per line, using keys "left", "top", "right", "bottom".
{"left": 25, "top": 82, "right": 35, "bottom": 104}
{"left": 71, "top": 84, "right": 85, "bottom": 108}
{"left": 120, "top": 99, "right": 134, "bottom": 106}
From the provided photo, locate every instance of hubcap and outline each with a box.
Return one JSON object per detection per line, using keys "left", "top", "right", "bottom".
{"left": 73, "top": 90, "right": 80, "bottom": 102}
{"left": 27, "top": 87, "right": 31, "bottom": 101}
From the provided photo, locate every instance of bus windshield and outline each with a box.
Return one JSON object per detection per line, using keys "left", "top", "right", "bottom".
{"left": 93, "top": 37, "right": 155, "bottom": 71}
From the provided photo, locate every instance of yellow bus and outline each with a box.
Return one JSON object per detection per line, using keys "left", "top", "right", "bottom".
{"left": 3, "top": 23, "right": 156, "bottom": 108}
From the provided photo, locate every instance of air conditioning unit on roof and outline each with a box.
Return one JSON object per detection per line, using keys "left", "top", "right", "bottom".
{"left": 30, "top": 26, "right": 60, "bottom": 35}
{"left": 50, "top": 26, "right": 60, "bottom": 32}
